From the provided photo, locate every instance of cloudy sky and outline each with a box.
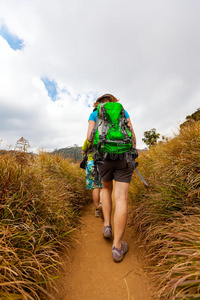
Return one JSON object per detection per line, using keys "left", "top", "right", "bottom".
{"left": 0, "top": 0, "right": 199, "bottom": 152}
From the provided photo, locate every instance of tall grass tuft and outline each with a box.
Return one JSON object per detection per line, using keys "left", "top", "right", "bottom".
{"left": 0, "top": 151, "right": 91, "bottom": 299}
{"left": 129, "top": 121, "right": 200, "bottom": 299}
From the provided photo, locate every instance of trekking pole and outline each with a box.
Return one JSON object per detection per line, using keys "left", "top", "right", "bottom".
{"left": 132, "top": 150, "right": 149, "bottom": 188}
{"left": 134, "top": 166, "right": 149, "bottom": 188}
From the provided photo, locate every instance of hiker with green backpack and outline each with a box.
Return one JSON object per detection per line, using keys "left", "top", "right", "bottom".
{"left": 87, "top": 94, "right": 137, "bottom": 262}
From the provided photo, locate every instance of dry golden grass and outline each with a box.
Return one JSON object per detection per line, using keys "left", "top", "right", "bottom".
{"left": 0, "top": 151, "right": 91, "bottom": 299}
{"left": 129, "top": 121, "right": 200, "bottom": 299}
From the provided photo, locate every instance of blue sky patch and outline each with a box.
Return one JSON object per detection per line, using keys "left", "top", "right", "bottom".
{"left": 42, "top": 78, "right": 58, "bottom": 101}
{"left": 76, "top": 94, "right": 81, "bottom": 101}
{"left": 61, "top": 88, "right": 71, "bottom": 96}
{"left": 0, "top": 25, "right": 24, "bottom": 50}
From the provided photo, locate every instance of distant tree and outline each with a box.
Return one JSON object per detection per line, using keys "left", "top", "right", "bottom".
{"left": 180, "top": 108, "right": 200, "bottom": 129}
{"left": 142, "top": 128, "right": 160, "bottom": 147}
{"left": 158, "top": 135, "right": 169, "bottom": 145}
{"left": 186, "top": 108, "right": 200, "bottom": 121}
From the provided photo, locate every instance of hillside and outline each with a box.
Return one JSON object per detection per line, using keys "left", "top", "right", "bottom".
{"left": 53, "top": 145, "right": 82, "bottom": 161}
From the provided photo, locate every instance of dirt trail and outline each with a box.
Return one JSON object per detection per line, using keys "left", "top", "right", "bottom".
{"left": 54, "top": 202, "right": 155, "bottom": 300}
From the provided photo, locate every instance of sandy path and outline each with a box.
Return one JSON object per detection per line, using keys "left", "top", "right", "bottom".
{"left": 54, "top": 202, "right": 155, "bottom": 300}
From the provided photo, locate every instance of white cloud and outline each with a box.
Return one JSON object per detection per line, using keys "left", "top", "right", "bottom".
{"left": 0, "top": 0, "right": 200, "bottom": 152}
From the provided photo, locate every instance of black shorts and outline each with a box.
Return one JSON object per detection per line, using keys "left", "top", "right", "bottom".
{"left": 97, "top": 157, "right": 134, "bottom": 183}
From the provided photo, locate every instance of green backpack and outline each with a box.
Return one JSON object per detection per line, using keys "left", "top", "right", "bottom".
{"left": 91, "top": 102, "right": 133, "bottom": 155}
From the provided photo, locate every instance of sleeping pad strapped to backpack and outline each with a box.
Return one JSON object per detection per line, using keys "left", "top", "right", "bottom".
{"left": 91, "top": 102, "right": 135, "bottom": 156}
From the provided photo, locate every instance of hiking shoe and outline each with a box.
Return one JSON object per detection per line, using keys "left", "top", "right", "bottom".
{"left": 112, "top": 241, "right": 129, "bottom": 262}
{"left": 95, "top": 209, "right": 100, "bottom": 217}
{"left": 98, "top": 203, "right": 104, "bottom": 219}
{"left": 103, "top": 225, "right": 112, "bottom": 239}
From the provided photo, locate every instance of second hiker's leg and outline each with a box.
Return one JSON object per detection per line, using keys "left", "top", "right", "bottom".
{"left": 113, "top": 181, "right": 129, "bottom": 249}
{"left": 92, "top": 188, "right": 101, "bottom": 209}
{"left": 102, "top": 181, "right": 113, "bottom": 226}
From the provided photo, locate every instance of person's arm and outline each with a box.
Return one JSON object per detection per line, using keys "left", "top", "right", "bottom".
{"left": 82, "top": 150, "right": 86, "bottom": 155}
{"left": 87, "top": 120, "right": 96, "bottom": 143}
{"left": 127, "top": 118, "right": 136, "bottom": 148}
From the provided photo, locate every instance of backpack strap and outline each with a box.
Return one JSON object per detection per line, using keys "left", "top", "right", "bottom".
{"left": 90, "top": 104, "right": 109, "bottom": 144}
{"left": 97, "top": 103, "right": 110, "bottom": 151}
{"left": 88, "top": 143, "right": 95, "bottom": 153}
{"left": 119, "top": 108, "right": 133, "bottom": 143}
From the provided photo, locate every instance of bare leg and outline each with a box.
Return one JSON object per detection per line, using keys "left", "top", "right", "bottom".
{"left": 101, "top": 181, "right": 113, "bottom": 227}
{"left": 99, "top": 188, "right": 102, "bottom": 204}
{"left": 113, "top": 181, "right": 129, "bottom": 249}
{"left": 92, "top": 188, "right": 101, "bottom": 209}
